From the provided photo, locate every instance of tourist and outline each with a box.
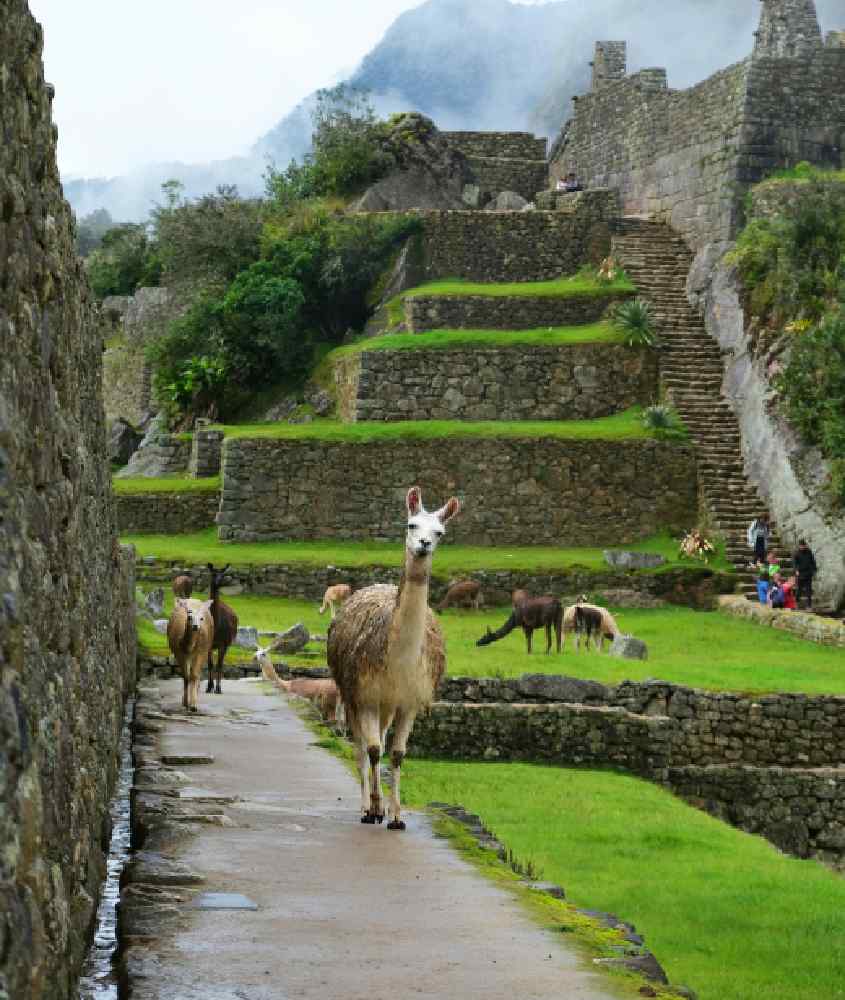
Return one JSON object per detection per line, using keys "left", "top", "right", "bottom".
{"left": 768, "top": 574, "right": 786, "bottom": 609}
{"left": 781, "top": 574, "right": 798, "bottom": 611}
{"left": 793, "top": 539, "right": 818, "bottom": 611}
{"left": 747, "top": 513, "right": 772, "bottom": 564}
{"left": 563, "top": 172, "right": 584, "bottom": 192}
{"left": 756, "top": 562, "right": 770, "bottom": 605}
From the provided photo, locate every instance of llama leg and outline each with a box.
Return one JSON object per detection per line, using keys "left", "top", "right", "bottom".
{"left": 387, "top": 710, "right": 417, "bottom": 830}
{"left": 524, "top": 627, "right": 532, "bottom": 654}
{"left": 205, "top": 650, "right": 214, "bottom": 693}
{"left": 357, "top": 708, "right": 384, "bottom": 823}
{"left": 357, "top": 742, "right": 372, "bottom": 820}
{"left": 182, "top": 672, "right": 189, "bottom": 710}
{"left": 545, "top": 622, "right": 552, "bottom": 654}
{"left": 214, "top": 648, "right": 224, "bottom": 694}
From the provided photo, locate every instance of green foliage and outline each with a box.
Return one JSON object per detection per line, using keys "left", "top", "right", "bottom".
{"left": 75, "top": 207, "right": 115, "bottom": 257}
{"left": 265, "top": 84, "right": 392, "bottom": 203}
{"left": 773, "top": 311, "right": 845, "bottom": 504}
{"left": 641, "top": 404, "right": 688, "bottom": 440}
{"left": 611, "top": 297, "right": 657, "bottom": 347}
{"left": 729, "top": 179, "right": 845, "bottom": 329}
{"left": 767, "top": 161, "right": 845, "bottom": 184}
{"left": 400, "top": 274, "right": 636, "bottom": 300}
{"left": 86, "top": 223, "right": 162, "bottom": 299}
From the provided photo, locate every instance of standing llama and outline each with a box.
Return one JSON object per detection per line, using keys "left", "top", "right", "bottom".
{"left": 206, "top": 564, "right": 239, "bottom": 694}
{"left": 167, "top": 599, "right": 214, "bottom": 712}
{"left": 436, "top": 579, "right": 483, "bottom": 612}
{"left": 328, "top": 486, "right": 461, "bottom": 830}
{"left": 476, "top": 591, "right": 562, "bottom": 654}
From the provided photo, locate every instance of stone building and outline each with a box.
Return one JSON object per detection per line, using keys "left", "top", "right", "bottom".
{"left": 0, "top": 3, "right": 137, "bottom": 999}
{"left": 550, "top": 0, "right": 845, "bottom": 251}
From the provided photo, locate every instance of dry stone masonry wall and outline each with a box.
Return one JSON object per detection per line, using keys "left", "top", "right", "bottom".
{"left": 334, "top": 344, "right": 656, "bottom": 423}
{"left": 443, "top": 131, "right": 548, "bottom": 160}
{"left": 116, "top": 491, "right": 220, "bottom": 534}
{"left": 0, "top": 5, "right": 138, "bottom": 997}
{"left": 404, "top": 291, "right": 628, "bottom": 332}
{"left": 216, "top": 437, "right": 697, "bottom": 545}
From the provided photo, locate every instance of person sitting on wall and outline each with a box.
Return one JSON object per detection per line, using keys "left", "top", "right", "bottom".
{"left": 555, "top": 177, "right": 567, "bottom": 191}
{"left": 563, "top": 172, "right": 584, "bottom": 192}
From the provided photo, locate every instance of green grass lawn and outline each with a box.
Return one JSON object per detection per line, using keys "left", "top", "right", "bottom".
{"left": 113, "top": 476, "right": 220, "bottom": 495}
{"left": 124, "top": 528, "right": 730, "bottom": 574}
{"left": 198, "top": 407, "right": 655, "bottom": 442}
{"left": 401, "top": 275, "right": 636, "bottom": 299}
{"left": 399, "top": 761, "right": 845, "bottom": 1000}
{"left": 326, "top": 322, "right": 626, "bottom": 359}
{"left": 138, "top": 593, "right": 845, "bottom": 695}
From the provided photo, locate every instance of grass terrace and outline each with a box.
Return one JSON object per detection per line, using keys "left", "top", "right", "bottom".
{"left": 398, "top": 761, "right": 845, "bottom": 1000}
{"left": 113, "top": 475, "right": 220, "bottom": 495}
{"left": 386, "top": 273, "right": 636, "bottom": 325}
{"left": 125, "top": 528, "right": 730, "bottom": 574}
{"left": 325, "top": 322, "right": 626, "bottom": 360}
{"left": 137, "top": 595, "right": 844, "bottom": 695}
{"left": 193, "top": 407, "right": 655, "bottom": 443}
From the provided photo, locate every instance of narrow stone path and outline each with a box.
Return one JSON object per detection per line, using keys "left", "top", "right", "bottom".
{"left": 610, "top": 218, "right": 792, "bottom": 597}
{"left": 125, "top": 678, "right": 623, "bottom": 1000}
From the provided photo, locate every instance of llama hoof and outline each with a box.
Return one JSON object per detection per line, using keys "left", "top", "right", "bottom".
{"left": 214, "top": 687, "right": 222, "bottom": 695}
{"left": 387, "top": 820, "right": 406, "bottom": 831}
{"left": 361, "top": 813, "right": 378, "bottom": 825}
{"left": 205, "top": 683, "right": 214, "bottom": 694}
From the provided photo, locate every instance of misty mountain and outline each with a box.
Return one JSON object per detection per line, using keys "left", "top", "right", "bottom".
{"left": 68, "top": 0, "right": 843, "bottom": 221}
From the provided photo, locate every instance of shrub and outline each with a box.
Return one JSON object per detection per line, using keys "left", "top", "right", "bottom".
{"left": 612, "top": 297, "right": 657, "bottom": 347}
{"left": 679, "top": 529, "right": 716, "bottom": 563}
{"left": 86, "top": 223, "right": 161, "bottom": 299}
{"left": 642, "top": 403, "right": 687, "bottom": 440}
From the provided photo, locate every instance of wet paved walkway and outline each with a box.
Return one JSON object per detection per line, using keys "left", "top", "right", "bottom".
{"left": 127, "top": 678, "right": 622, "bottom": 1000}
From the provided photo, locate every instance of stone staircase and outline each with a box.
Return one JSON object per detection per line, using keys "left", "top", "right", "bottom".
{"left": 610, "top": 218, "right": 791, "bottom": 597}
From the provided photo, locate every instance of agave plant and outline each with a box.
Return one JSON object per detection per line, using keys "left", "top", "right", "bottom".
{"left": 642, "top": 403, "right": 688, "bottom": 440}
{"left": 613, "top": 298, "right": 657, "bottom": 347}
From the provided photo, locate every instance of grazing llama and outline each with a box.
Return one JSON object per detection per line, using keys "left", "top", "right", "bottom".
{"left": 206, "top": 564, "right": 239, "bottom": 694}
{"left": 436, "top": 579, "right": 482, "bottom": 613}
{"left": 167, "top": 599, "right": 214, "bottom": 712}
{"left": 254, "top": 644, "right": 344, "bottom": 725}
{"left": 319, "top": 583, "right": 352, "bottom": 618}
{"left": 476, "top": 590, "right": 562, "bottom": 654}
{"left": 172, "top": 574, "right": 193, "bottom": 598}
{"left": 328, "top": 486, "right": 460, "bottom": 830}
{"left": 563, "top": 598, "right": 620, "bottom": 653}
{"left": 574, "top": 605, "right": 603, "bottom": 651}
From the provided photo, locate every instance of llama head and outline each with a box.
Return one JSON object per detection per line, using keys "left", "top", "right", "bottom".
{"left": 191, "top": 600, "right": 214, "bottom": 635}
{"left": 207, "top": 563, "right": 232, "bottom": 592}
{"left": 476, "top": 627, "right": 496, "bottom": 648}
{"left": 405, "top": 487, "right": 461, "bottom": 561}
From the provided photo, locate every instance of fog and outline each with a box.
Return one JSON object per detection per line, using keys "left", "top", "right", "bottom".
{"left": 32, "top": 0, "right": 844, "bottom": 221}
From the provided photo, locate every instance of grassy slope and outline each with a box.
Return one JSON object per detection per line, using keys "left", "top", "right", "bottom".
{"left": 401, "top": 275, "right": 636, "bottom": 299}
{"left": 205, "top": 408, "right": 652, "bottom": 442}
{"left": 400, "top": 761, "right": 845, "bottom": 1000}
{"left": 138, "top": 594, "right": 845, "bottom": 695}
{"left": 113, "top": 476, "right": 220, "bottom": 495}
{"left": 124, "top": 528, "right": 730, "bottom": 574}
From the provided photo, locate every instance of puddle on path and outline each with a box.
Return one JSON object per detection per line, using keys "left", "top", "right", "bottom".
{"left": 77, "top": 698, "right": 135, "bottom": 1000}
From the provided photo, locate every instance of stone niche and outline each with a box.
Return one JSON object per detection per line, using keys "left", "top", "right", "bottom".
{"left": 334, "top": 343, "right": 657, "bottom": 423}
{"left": 217, "top": 436, "right": 698, "bottom": 545}
{"left": 0, "top": 4, "right": 138, "bottom": 998}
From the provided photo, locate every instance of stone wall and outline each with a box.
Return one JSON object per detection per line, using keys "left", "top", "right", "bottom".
{"left": 688, "top": 246, "right": 845, "bottom": 610}
{"left": 418, "top": 192, "right": 619, "bottom": 282}
{"left": 134, "top": 556, "right": 732, "bottom": 609}
{"left": 0, "top": 5, "right": 138, "bottom": 998}
{"left": 465, "top": 156, "right": 549, "bottom": 202}
{"left": 188, "top": 427, "right": 223, "bottom": 478}
{"left": 443, "top": 131, "right": 548, "bottom": 160}
{"left": 116, "top": 491, "right": 220, "bottom": 534}
{"left": 718, "top": 595, "right": 845, "bottom": 647}
{"left": 551, "top": 36, "right": 845, "bottom": 251}
{"left": 404, "top": 290, "right": 629, "bottom": 332}
{"left": 114, "top": 433, "right": 191, "bottom": 480}
{"left": 217, "top": 437, "right": 698, "bottom": 545}
{"left": 335, "top": 343, "right": 657, "bottom": 422}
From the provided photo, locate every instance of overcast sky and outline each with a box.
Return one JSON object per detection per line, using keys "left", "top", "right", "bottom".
{"left": 29, "top": 0, "right": 443, "bottom": 178}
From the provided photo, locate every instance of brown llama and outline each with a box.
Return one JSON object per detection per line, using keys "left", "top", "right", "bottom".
{"left": 319, "top": 583, "right": 352, "bottom": 618}
{"left": 166, "top": 599, "right": 214, "bottom": 712}
{"left": 436, "top": 579, "right": 482, "bottom": 613}
{"left": 172, "top": 575, "right": 193, "bottom": 598}
{"left": 205, "top": 563, "right": 239, "bottom": 694}
{"left": 328, "top": 486, "right": 460, "bottom": 830}
{"left": 255, "top": 645, "right": 343, "bottom": 725}
{"left": 476, "top": 590, "right": 562, "bottom": 654}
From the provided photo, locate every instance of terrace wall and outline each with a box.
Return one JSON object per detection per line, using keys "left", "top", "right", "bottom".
{"left": 443, "top": 131, "right": 548, "bottom": 160}
{"left": 216, "top": 437, "right": 698, "bottom": 545}
{"left": 116, "top": 492, "right": 220, "bottom": 534}
{"left": 465, "top": 156, "right": 549, "bottom": 202}
{"left": 334, "top": 343, "right": 656, "bottom": 422}
{"left": 418, "top": 190, "right": 619, "bottom": 282}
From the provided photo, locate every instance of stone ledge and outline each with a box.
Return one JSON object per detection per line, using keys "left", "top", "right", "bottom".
{"left": 718, "top": 595, "right": 845, "bottom": 647}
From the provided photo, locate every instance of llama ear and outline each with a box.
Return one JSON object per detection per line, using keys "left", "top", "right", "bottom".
{"left": 436, "top": 497, "right": 461, "bottom": 523}
{"left": 406, "top": 487, "right": 422, "bottom": 516}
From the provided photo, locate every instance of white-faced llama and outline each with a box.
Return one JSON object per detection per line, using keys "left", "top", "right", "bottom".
{"left": 327, "top": 486, "right": 460, "bottom": 830}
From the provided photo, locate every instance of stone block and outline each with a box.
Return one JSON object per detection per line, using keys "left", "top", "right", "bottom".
{"left": 610, "top": 634, "right": 649, "bottom": 660}
{"left": 603, "top": 551, "right": 667, "bottom": 570}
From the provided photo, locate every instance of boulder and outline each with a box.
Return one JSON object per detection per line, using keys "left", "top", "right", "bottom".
{"left": 305, "top": 387, "right": 333, "bottom": 417}
{"left": 153, "top": 619, "right": 169, "bottom": 635}
{"left": 351, "top": 113, "right": 474, "bottom": 212}
{"left": 273, "top": 622, "right": 310, "bottom": 654}
{"left": 488, "top": 190, "right": 528, "bottom": 211}
{"left": 109, "top": 418, "right": 142, "bottom": 466}
{"left": 144, "top": 588, "right": 165, "bottom": 618}
{"left": 516, "top": 674, "right": 606, "bottom": 703}
{"left": 609, "top": 634, "right": 649, "bottom": 660}
{"left": 234, "top": 626, "right": 260, "bottom": 650}
{"left": 603, "top": 550, "right": 667, "bottom": 571}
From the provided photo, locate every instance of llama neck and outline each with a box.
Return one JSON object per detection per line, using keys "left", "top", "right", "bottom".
{"left": 389, "top": 550, "right": 432, "bottom": 669}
